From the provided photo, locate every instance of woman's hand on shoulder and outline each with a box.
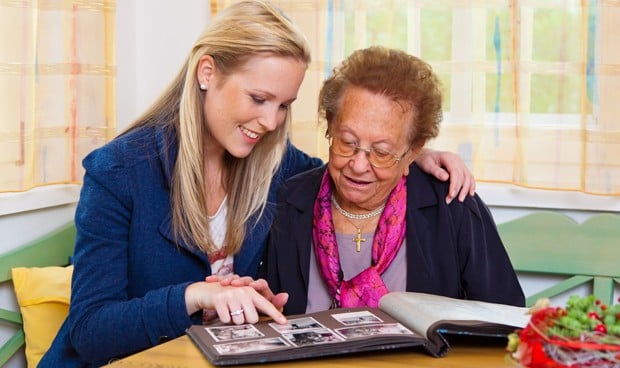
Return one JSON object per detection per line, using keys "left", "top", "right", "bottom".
{"left": 415, "top": 149, "right": 476, "bottom": 204}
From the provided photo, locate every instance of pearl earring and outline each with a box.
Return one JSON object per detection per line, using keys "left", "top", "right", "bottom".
{"left": 200, "top": 83, "right": 208, "bottom": 91}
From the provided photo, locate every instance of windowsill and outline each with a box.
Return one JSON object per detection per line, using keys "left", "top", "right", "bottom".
{"left": 0, "top": 185, "right": 81, "bottom": 216}
{"left": 0, "top": 182, "right": 617, "bottom": 218}
{"left": 477, "top": 182, "right": 620, "bottom": 213}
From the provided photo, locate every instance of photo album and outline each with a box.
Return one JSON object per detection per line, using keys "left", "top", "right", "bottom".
{"left": 186, "top": 292, "right": 531, "bottom": 366}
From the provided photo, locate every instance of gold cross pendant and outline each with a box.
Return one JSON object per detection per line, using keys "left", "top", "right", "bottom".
{"left": 352, "top": 228, "right": 365, "bottom": 252}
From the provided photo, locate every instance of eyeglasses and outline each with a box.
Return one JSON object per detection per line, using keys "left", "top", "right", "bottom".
{"left": 328, "top": 135, "right": 409, "bottom": 168}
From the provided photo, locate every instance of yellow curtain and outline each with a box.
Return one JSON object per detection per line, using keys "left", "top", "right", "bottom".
{"left": 215, "top": 0, "right": 620, "bottom": 195}
{"left": 0, "top": 0, "right": 116, "bottom": 193}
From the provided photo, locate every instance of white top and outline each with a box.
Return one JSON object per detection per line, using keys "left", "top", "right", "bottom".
{"left": 208, "top": 197, "right": 233, "bottom": 276}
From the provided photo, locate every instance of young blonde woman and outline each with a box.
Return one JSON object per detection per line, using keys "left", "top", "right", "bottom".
{"left": 40, "top": 1, "right": 474, "bottom": 366}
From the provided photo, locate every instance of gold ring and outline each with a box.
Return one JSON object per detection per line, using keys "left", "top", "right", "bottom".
{"left": 230, "top": 309, "right": 244, "bottom": 316}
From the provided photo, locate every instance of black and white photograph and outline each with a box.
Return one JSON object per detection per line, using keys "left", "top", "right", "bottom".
{"left": 206, "top": 324, "right": 264, "bottom": 342}
{"left": 269, "top": 317, "right": 325, "bottom": 333}
{"left": 213, "top": 337, "right": 289, "bottom": 355}
{"left": 337, "top": 323, "right": 415, "bottom": 339}
{"left": 282, "top": 328, "right": 344, "bottom": 347}
{"left": 331, "top": 310, "right": 384, "bottom": 326}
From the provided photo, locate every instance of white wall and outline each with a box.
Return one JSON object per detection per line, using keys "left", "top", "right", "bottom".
{"left": 117, "top": 0, "right": 209, "bottom": 128}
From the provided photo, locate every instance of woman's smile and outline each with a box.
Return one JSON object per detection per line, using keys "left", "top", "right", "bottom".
{"left": 239, "top": 125, "right": 260, "bottom": 142}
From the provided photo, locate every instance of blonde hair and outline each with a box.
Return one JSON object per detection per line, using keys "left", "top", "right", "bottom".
{"left": 122, "top": 0, "right": 311, "bottom": 255}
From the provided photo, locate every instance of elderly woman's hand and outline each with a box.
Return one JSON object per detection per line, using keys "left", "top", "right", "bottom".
{"left": 415, "top": 149, "right": 475, "bottom": 204}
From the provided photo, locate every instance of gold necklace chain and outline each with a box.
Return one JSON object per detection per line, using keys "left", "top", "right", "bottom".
{"left": 331, "top": 195, "right": 384, "bottom": 252}
{"left": 331, "top": 194, "right": 385, "bottom": 220}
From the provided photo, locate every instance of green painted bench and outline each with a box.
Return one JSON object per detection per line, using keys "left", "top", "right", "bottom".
{"left": 498, "top": 211, "right": 620, "bottom": 307}
{"left": 0, "top": 223, "right": 75, "bottom": 366}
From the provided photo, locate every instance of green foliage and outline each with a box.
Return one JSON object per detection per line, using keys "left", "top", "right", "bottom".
{"left": 548, "top": 295, "right": 620, "bottom": 339}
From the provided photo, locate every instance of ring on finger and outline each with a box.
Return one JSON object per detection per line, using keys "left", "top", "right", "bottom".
{"left": 230, "top": 309, "right": 244, "bottom": 316}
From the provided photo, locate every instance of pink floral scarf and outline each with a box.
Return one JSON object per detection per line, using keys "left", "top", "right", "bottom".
{"left": 312, "top": 170, "right": 407, "bottom": 308}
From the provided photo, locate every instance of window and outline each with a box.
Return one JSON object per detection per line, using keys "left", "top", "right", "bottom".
{"left": 0, "top": 1, "right": 116, "bottom": 194}
{"left": 243, "top": 0, "right": 620, "bottom": 196}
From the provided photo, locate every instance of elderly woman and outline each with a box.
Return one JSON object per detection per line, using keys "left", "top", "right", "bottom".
{"left": 259, "top": 46, "right": 525, "bottom": 314}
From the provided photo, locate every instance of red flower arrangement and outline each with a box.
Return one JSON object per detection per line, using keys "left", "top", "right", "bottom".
{"left": 507, "top": 295, "right": 620, "bottom": 367}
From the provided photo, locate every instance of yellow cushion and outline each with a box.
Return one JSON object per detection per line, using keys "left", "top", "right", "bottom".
{"left": 11, "top": 265, "right": 73, "bottom": 368}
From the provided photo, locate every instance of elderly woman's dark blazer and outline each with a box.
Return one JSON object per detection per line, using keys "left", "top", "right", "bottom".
{"left": 259, "top": 164, "right": 525, "bottom": 314}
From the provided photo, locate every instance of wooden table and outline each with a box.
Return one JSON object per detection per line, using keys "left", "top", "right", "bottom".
{"left": 107, "top": 334, "right": 516, "bottom": 368}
